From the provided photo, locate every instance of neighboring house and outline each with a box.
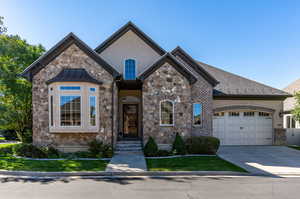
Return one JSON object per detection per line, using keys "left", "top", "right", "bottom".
{"left": 283, "top": 79, "right": 300, "bottom": 145}
{"left": 21, "top": 22, "right": 290, "bottom": 152}
{"left": 283, "top": 79, "right": 300, "bottom": 128}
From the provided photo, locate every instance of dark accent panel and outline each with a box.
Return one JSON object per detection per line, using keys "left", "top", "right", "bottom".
{"left": 46, "top": 68, "right": 102, "bottom": 85}
{"left": 95, "top": 21, "right": 166, "bottom": 56}
{"left": 20, "top": 33, "right": 120, "bottom": 81}
{"left": 214, "top": 105, "right": 275, "bottom": 113}
{"left": 116, "top": 79, "right": 143, "bottom": 90}
{"left": 171, "top": 46, "right": 219, "bottom": 87}
{"left": 138, "top": 53, "right": 197, "bottom": 85}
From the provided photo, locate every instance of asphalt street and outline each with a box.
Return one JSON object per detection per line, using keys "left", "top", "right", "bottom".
{"left": 0, "top": 176, "right": 299, "bottom": 199}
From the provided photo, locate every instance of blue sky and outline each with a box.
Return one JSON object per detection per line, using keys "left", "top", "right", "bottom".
{"left": 1, "top": 0, "right": 299, "bottom": 89}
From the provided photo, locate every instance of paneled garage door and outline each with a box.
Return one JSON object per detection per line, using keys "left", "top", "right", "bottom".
{"left": 213, "top": 111, "right": 273, "bottom": 145}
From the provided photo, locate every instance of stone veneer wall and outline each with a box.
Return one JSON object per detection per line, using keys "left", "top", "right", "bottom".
{"left": 32, "top": 44, "right": 114, "bottom": 151}
{"left": 142, "top": 63, "right": 193, "bottom": 146}
{"left": 174, "top": 55, "right": 214, "bottom": 137}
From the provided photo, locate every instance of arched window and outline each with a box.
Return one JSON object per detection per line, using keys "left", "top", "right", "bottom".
{"left": 124, "top": 59, "right": 136, "bottom": 80}
{"left": 160, "top": 100, "right": 174, "bottom": 126}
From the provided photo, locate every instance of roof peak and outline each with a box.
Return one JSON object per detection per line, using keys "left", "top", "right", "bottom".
{"left": 94, "top": 21, "right": 166, "bottom": 55}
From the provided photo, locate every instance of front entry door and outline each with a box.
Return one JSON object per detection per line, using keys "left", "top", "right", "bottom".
{"left": 123, "top": 104, "right": 138, "bottom": 138}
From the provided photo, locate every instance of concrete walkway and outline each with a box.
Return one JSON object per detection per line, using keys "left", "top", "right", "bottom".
{"left": 218, "top": 146, "right": 300, "bottom": 176}
{"left": 105, "top": 152, "right": 147, "bottom": 172}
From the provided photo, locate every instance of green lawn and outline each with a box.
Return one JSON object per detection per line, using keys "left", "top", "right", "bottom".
{"left": 0, "top": 157, "right": 108, "bottom": 172}
{"left": 146, "top": 156, "right": 247, "bottom": 172}
{"left": 0, "top": 143, "right": 108, "bottom": 172}
{"left": 289, "top": 145, "right": 300, "bottom": 151}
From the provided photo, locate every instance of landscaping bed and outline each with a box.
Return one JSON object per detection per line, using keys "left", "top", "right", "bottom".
{"left": 0, "top": 143, "right": 108, "bottom": 172}
{"left": 288, "top": 145, "right": 300, "bottom": 151}
{"left": 146, "top": 156, "right": 247, "bottom": 172}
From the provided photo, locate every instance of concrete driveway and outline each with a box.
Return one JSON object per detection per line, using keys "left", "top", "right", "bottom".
{"left": 218, "top": 146, "right": 300, "bottom": 176}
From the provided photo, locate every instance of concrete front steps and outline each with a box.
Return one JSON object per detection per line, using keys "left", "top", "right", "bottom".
{"left": 115, "top": 140, "right": 143, "bottom": 154}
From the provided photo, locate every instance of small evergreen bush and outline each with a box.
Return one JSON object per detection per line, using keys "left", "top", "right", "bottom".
{"left": 143, "top": 137, "right": 158, "bottom": 157}
{"left": 172, "top": 133, "right": 186, "bottom": 155}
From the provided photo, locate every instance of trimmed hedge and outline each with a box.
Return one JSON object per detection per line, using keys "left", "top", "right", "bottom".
{"left": 88, "top": 140, "right": 113, "bottom": 158}
{"left": 186, "top": 136, "right": 220, "bottom": 155}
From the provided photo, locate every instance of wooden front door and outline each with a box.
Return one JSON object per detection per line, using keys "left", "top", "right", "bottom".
{"left": 123, "top": 104, "right": 138, "bottom": 138}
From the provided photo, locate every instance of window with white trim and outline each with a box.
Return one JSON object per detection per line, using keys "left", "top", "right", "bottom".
{"left": 89, "top": 96, "right": 96, "bottom": 126}
{"left": 160, "top": 100, "right": 174, "bottom": 126}
{"left": 124, "top": 59, "right": 136, "bottom": 80}
{"left": 193, "top": 103, "right": 202, "bottom": 126}
{"left": 60, "top": 95, "right": 81, "bottom": 126}
{"left": 48, "top": 84, "right": 99, "bottom": 132}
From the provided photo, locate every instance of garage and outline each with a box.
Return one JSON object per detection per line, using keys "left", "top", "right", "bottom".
{"left": 213, "top": 111, "right": 273, "bottom": 145}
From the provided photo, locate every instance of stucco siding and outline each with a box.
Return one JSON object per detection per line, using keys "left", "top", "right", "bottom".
{"left": 99, "top": 30, "right": 161, "bottom": 75}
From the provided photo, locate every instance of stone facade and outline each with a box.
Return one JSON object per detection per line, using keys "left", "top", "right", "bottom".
{"left": 32, "top": 44, "right": 114, "bottom": 151}
{"left": 274, "top": 128, "right": 287, "bottom": 145}
{"left": 142, "top": 62, "right": 213, "bottom": 146}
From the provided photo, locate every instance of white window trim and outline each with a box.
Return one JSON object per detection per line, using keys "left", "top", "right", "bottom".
{"left": 193, "top": 103, "right": 203, "bottom": 127}
{"left": 58, "top": 95, "right": 83, "bottom": 128}
{"left": 159, "top": 99, "right": 175, "bottom": 126}
{"left": 123, "top": 58, "right": 137, "bottom": 80}
{"left": 88, "top": 95, "right": 98, "bottom": 127}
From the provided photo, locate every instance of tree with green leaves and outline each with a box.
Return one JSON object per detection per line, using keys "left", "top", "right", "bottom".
{"left": 292, "top": 91, "right": 300, "bottom": 122}
{"left": 0, "top": 16, "right": 7, "bottom": 34}
{"left": 0, "top": 17, "right": 45, "bottom": 142}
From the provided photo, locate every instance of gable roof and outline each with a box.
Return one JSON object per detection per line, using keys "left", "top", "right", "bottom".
{"left": 198, "top": 61, "right": 291, "bottom": 99}
{"left": 20, "top": 33, "right": 120, "bottom": 81}
{"left": 283, "top": 79, "right": 300, "bottom": 111}
{"left": 46, "top": 69, "right": 102, "bottom": 85}
{"left": 138, "top": 53, "right": 197, "bottom": 85}
{"left": 171, "top": 46, "right": 219, "bottom": 87}
{"left": 94, "top": 21, "right": 166, "bottom": 55}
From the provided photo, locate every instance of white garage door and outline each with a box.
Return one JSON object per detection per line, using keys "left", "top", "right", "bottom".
{"left": 213, "top": 111, "right": 273, "bottom": 145}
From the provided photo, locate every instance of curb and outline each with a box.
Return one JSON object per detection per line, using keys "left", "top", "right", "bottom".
{"left": 0, "top": 170, "right": 253, "bottom": 177}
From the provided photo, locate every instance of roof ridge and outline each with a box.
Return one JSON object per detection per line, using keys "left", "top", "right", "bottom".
{"left": 197, "top": 60, "right": 290, "bottom": 95}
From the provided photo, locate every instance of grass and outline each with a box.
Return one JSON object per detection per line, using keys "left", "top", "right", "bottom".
{"left": 0, "top": 143, "right": 108, "bottom": 172}
{"left": 146, "top": 156, "right": 247, "bottom": 172}
{"left": 0, "top": 157, "right": 108, "bottom": 172}
{"left": 288, "top": 145, "right": 300, "bottom": 151}
{"left": 0, "top": 137, "right": 5, "bottom": 141}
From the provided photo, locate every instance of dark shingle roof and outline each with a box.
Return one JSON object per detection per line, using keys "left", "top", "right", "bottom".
{"left": 20, "top": 33, "right": 120, "bottom": 81}
{"left": 46, "top": 69, "right": 102, "bottom": 84}
{"left": 197, "top": 61, "right": 291, "bottom": 98}
{"left": 283, "top": 79, "right": 300, "bottom": 111}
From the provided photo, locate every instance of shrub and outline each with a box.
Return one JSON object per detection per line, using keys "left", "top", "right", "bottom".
{"left": 1, "top": 130, "right": 18, "bottom": 141}
{"left": 88, "top": 140, "right": 113, "bottom": 158}
{"left": 0, "top": 144, "right": 15, "bottom": 156}
{"left": 13, "top": 143, "right": 47, "bottom": 158}
{"left": 186, "top": 136, "right": 220, "bottom": 155}
{"left": 45, "top": 147, "right": 60, "bottom": 158}
{"left": 156, "top": 150, "right": 171, "bottom": 157}
{"left": 172, "top": 133, "right": 186, "bottom": 155}
{"left": 20, "top": 129, "right": 33, "bottom": 143}
{"left": 143, "top": 137, "right": 158, "bottom": 157}
{"left": 73, "top": 151, "right": 94, "bottom": 158}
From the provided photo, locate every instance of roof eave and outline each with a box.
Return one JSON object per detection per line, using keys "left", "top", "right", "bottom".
{"left": 95, "top": 21, "right": 166, "bottom": 56}
{"left": 171, "top": 46, "right": 219, "bottom": 87}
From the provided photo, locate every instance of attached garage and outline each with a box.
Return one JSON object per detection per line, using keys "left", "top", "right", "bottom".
{"left": 213, "top": 110, "right": 273, "bottom": 145}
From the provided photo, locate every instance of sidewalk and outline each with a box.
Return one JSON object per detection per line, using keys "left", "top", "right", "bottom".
{"left": 105, "top": 152, "right": 147, "bottom": 172}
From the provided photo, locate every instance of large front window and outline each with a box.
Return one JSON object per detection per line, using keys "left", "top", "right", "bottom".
{"left": 124, "top": 59, "right": 136, "bottom": 80}
{"left": 160, "top": 100, "right": 174, "bottom": 126}
{"left": 60, "top": 96, "right": 81, "bottom": 126}
{"left": 48, "top": 84, "right": 99, "bottom": 132}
